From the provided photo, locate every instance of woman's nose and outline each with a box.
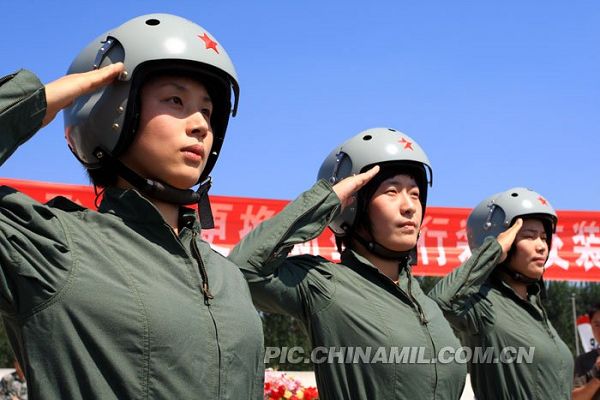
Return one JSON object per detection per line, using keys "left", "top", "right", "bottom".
{"left": 535, "top": 238, "right": 548, "bottom": 253}
{"left": 187, "top": 111, "right": 210, "bottom": 138}
{"left": 400, "top": 192, "right": 417, "bottom": 215}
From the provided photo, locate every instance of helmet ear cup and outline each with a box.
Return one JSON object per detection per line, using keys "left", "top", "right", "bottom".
{"left": 64, "top": 13, "right": 239, "bottom": 181}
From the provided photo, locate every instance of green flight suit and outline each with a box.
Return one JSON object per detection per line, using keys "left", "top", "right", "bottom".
{"left": 0, "top": 69, "right": 264, "bottom": 399}
{"left": 429, "top": 237, "right": 573, "bottom": 399}
{"left": 230, "top": 181, "right": 467, "bottom": 400}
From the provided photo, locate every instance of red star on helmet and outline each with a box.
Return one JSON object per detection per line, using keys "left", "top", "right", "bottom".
{"left": 538, "top": 196, "right": 548, "bottom": 205}
{"left": 198, "top": 33, "right": 219, "bottom": 54}
{"left": 399, "top": 137, "right": 414, "bottom": 150}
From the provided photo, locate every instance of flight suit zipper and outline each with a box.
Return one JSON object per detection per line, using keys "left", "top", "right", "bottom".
{"left": 405, "top": 266, "right": 428, "bottom": 325}
{"left": 190, "top": 230, "right": 221, "bottom": 399}
{"left": 191, "top": 231, "right": 214, "bottom": 305}
{"left": 404, "top": 265, "right": 438, "bottom": 398}
{"left": 166, "top": 223, "right": 222, "bottom": 398}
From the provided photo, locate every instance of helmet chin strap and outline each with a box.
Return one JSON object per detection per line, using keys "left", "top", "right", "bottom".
{"left": 502, "top": 264, "right": 540, "bottom": 285}
{"left": 96, "top": 149, "right": 214, "bottom": 229}
{"left": 353, "top": 233, "right": 413, "bottom": 263}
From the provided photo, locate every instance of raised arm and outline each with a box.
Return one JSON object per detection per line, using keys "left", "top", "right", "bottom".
{"left": 229, "top": 167, "right": 378, "bottom": 318}
{"left": 0, "top": 64, "right": 123, "bottom": 314}
{"left": 428, "top": 218, "right": 522, "bottom": 332}
{"left": 0, "top": 64, "right": 123, "bottom": 165}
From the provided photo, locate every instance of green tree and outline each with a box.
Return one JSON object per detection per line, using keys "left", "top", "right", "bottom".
{"left": 262, "top": 313, "right": 312, "bottom": 371}
{"left": 545, "top": 281, "right": 579, "bottom": 354}
{"left": 547, "top": 281, "right": 600, "bottom": 356}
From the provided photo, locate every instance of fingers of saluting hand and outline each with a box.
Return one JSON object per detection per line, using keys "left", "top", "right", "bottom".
{"left": 42, "top": 62, "right": 125, "bottom": 127}
{"left": 497, "top": 217, "right": 523, "bottom": 263}
{"left": 332, "top": 165, "right": 380, "bottom": 208}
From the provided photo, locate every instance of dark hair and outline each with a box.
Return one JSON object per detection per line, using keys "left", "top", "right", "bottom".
{"left": 86, "top": 164, "right": 120, "bottom": 188}
{"left": 588, "top": 303, "right": 600, "bottom": 321}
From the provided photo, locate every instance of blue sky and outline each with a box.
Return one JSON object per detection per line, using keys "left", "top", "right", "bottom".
{"left": 1, "top": 1, "right": 599, "bottom": 210}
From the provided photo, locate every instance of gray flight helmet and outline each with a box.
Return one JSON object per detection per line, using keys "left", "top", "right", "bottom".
{"left": 317, "top": 127, "right": 433, "bottom": 236}
{"left": 64, "top": 13, "right": 239, "bottom": 182}
{"left": 467, "top": 187, "right": 557, "bottom": 250}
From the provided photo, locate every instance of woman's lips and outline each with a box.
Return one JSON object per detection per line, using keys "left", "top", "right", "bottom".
{"left": 182, "top": 144, "right": 204, "bottom": 162}
{"left": 532, "top": 257, "right": 547, "bottom": 266}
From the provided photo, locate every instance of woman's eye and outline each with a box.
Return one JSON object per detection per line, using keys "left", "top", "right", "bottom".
{"left": 167, "top": 96, "right": 183, "bottom": 105}
{"left": 201, "top": 108, "right": 212, "bottom": 118}
{"left": 404, "top": 188, "right": 419, "bottom": 198}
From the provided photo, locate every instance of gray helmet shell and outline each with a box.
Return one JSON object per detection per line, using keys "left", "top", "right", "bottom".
{"left": 64, "top": 13, "right": 239, "bottom": 181}
{"left": 467, "top": 187, "right": 557, "bottom": 250}
{"left": 317, "top": 127, "right": 432, "bottom": 236}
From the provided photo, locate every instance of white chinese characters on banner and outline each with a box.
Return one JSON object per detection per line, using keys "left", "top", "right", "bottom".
{"left": 573, "top": 221, "right": 600, "bottom": 271}
{"left": 546, "top": 225, "right": 569, "bottom": 270}
{"left": 418, "top": 216, "right": 449, "bottom": 266}
{"left": 456, "top": 219, "right": 471, "bottom": 263}
{"left": 238, "top": 205, "right": 277, "bottom": 239}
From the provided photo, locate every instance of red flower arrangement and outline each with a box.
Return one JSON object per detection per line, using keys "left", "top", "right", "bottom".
{"left": 264, "top": 369, "right": 319, "bottom": 400}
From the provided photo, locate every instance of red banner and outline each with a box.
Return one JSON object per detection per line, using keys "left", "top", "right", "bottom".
{"left": 1, "top": 178, "right": 599, "bottom": 281}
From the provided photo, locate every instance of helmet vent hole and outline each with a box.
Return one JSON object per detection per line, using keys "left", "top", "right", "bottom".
{"left": 146, "top": 19, "right": 160, "bottom": 26}
{"left": 511, "top": 192, "right": 519, "bottom": 197}
{"left": 362, "top": 135, "right": 372, "bottom": 141}
{"left": 388, "top": 128, "right": 396, "bottom": 132}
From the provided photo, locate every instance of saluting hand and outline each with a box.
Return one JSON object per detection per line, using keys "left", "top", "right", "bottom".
{"left": 332, "top": 165, "right": 380, "bottom": 209}
{"left": 496, "top": 218, "right": 523, "bottom": 263}
{"left": 42, "top": 62, "right": 125, "bottom": 127}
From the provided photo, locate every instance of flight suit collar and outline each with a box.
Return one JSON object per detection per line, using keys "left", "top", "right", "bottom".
{"left": 98, "top": 187, "right": 200, "bottom": 232}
